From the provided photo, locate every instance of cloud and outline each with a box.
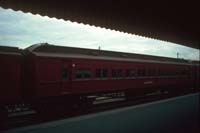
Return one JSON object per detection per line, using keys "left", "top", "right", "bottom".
{"left": 0, "top": 7, "right": 199, "bottom": 60}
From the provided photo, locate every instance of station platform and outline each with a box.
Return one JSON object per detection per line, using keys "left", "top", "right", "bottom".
{"left": 3, "top": 93, "right": 200, "bottom": 133}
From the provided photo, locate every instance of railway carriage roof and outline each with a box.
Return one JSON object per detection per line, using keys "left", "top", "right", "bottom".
{"left": 26, "top": 43, "right": 198, "bottom": 65}
{"left": 0, "top": 46, "right": 22, "bottom": 55}
{"left": 0, "top": 46, "right": 20, "bottom": 52}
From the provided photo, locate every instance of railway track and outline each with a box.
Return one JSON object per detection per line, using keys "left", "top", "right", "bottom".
{"left": 1, "top": 90, "right": 198, "bottom": 131}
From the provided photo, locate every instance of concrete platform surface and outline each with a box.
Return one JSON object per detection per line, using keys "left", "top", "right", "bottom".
{"left": 3, "top": 93, "right": 200, "bottom": 133}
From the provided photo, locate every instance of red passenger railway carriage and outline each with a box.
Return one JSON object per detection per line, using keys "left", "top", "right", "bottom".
{"left": 23, "top": 44, "right": 199, "bottom": 105}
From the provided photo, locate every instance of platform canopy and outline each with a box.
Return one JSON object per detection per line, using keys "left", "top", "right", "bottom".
{"left": 0, "top": 0, "right": 199, "bottom": 49}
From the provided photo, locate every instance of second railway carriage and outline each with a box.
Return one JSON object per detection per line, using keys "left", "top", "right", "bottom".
{"left": 0, "top": 46, "right": 22, "bottom": 105}
{"left": 23, "top": 43, "right": 198, "bottom": 107}
{"left": 0, "top": 46, "right": 22, "bottom": 119}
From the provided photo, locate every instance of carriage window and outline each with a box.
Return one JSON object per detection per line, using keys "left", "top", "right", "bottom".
{"left": 76, "top": 69, "right": 91, "bottom": 79}
{"left": 96, "top": 69, "right": 108, "bottom": 78}
{"left": 158, "top": 69, "right": 162, "bottom": 76}
{"left": 112, "top": 69, "right": 123, "bottom": 78}
{"left": 84, "top": 70, "right": 91, "bottom": 78}
{"left": 180, "top": 69, "right": 188, "bottom": 76}
{"left": 126, "top": 69, "right": 136, "bottom": 77}
{"left": 147, "top": 69, "right": 151, "bottom": 76}
{"left": 118, "top": 69, "right": 123, "bottom": 77}
{"left": 160, "top": 70, "right": 164, "bottom": 76}
{"left": 142, "top": 69, "right": 146, "bottom": 76}
{"left": 152, "top": 69, "right": 156, "bottom": 76}
{"left": 96, "top": 69, "right": 101, "bottom": 78}
{"left": 102, "top": 69, "right": 108, "bottom": 77}
{"left": 62, "top": 68, "right": 68, "bottom": 79}
{"left": 126, "top": 69, "right": 130, "bottom": 77}
{"left": 138, "top": 69, "right": 146, "bottom": 77}
{"left": 76, "top": 70, "right": 83, "bottom": 79}
{"left": 148, "top": 69, "right": 156, "bottom": 76}
{"left": 168, "top": 70, "right": 173, "bottom": 76}
{"left": 137, "top": 69, "right": 142, "bottom": 76}
{"left": 112, "top": 69, "right": 117, "bottom": 77}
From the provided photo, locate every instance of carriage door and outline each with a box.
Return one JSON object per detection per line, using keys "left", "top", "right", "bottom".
{"left": 61, "top": 61, "right": 71, "bottom": 95}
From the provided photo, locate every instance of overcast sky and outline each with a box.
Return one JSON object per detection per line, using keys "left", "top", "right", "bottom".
{"left": 0, "top": 7, "right": 199, "bottom": 60}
